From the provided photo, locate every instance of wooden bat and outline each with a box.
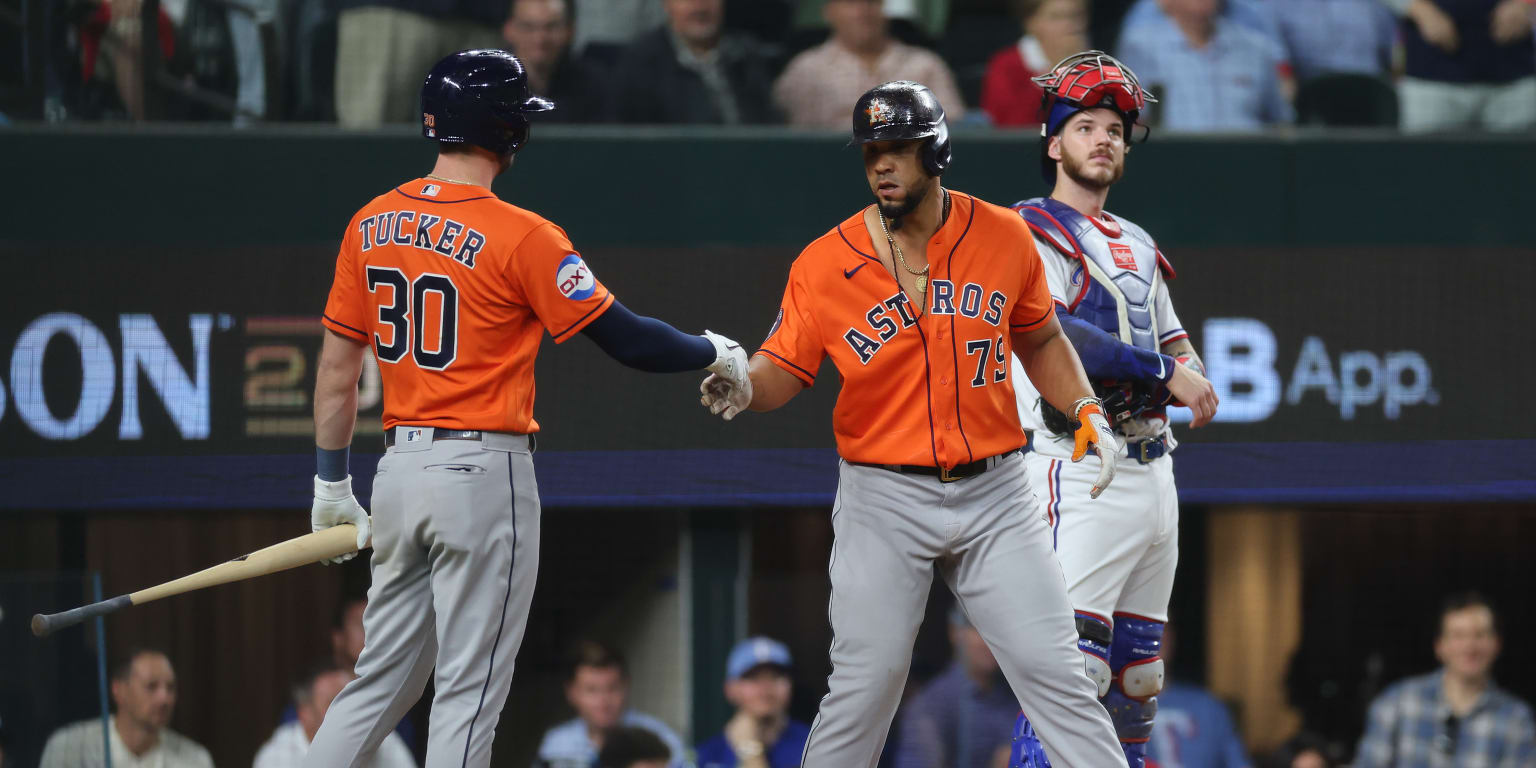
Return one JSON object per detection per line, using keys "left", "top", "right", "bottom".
{"left": 31, "top": 520, "right": 370, "bottom": 638}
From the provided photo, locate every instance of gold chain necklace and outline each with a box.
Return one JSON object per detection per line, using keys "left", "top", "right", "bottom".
{"left": 877, "top": 208, "right": 929, "bottom": 296}
{"left": 425, "top": 173, "right": 475, "bottom": 186}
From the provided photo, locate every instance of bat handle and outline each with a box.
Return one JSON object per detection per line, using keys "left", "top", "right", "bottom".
{"left": 32, "top": 595, "right": 133, "bottom": 638}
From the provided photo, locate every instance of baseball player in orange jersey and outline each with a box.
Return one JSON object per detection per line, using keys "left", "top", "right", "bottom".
{"left": 303, "top": 50, "right": 750, "bottom": 768}
{"left": 701, "top": 80, "right": 1127, "bottom": 768}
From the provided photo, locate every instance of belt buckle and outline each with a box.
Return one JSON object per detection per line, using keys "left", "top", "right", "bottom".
{"left": 1138, "top": 439, "right": 1160, "bottom": 464}
{"left": 939, "top": 466, "right": 959, "bottom": 483}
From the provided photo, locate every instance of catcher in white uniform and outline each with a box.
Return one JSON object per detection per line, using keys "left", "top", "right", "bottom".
{"left": 1005, "top": 51, "right": 1220, "bottom": 768}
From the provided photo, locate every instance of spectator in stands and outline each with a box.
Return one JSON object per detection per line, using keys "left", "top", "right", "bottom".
{"left": 501, "top": 0, "right": 607, "bottom": 122}
{"left": 1147, "top": 625, "right": 1251, "bottom": 768}
{"left": 39, "top": 647, "right": 213, "bottom": 768}
{"left": 333, "top": 594, "right": 367, "bottom": 672}
{"left": 1268, "top": 0, "right": 1396, "bottom": 82}
{"left": 1116, "top": 0, "right": 1294, "bottom": 131}
{"left": 253, "top": 666, "right": 416, "bottom": 768}
{"left": 891, "top": 608, "right": 1016, "bottom": 768}
{"left": 695, "top": 637, "right": 811, "bottom": 768}
{"left": 572, "top": 0, "right": 664, "bottom": 65}
{"left": 981, "top": 0, "right": 1090, "bottom": 127}
{"left": 1384, "top": 0, "right": 1536, "bottom": 132}
{"left": 609, "top": 0, "right": 779, "bottom": 124}
{"left": 1120, "top": 0, "right": 1282, "bottom": 46}
{"left": 333, "top": 0, "right": 503, "bottom": 126}
{"left": 1354, "top": 592, "right": 1536, "bottom": 767}
{"left": 772, "top": 0, "right": 965, "bottom": 127}
{"left": 537, "top": 641, "right": 687, "bottom": 768}
{"left": 596, "top": 727, "right": 675, "bottom": 768}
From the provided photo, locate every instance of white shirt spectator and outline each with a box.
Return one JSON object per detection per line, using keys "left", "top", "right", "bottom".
{"left": 252, "top": 720, "right": 416, "bottom": 768}
{"left": 40, "top": 717, "right": 214, "bottom": 768}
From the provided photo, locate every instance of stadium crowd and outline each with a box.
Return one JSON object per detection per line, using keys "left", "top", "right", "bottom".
{"left": 21, "top": 0, "right": 1536, "bottom": 131}
{"left": 15, "top": 591, "right": 1531, "bottom": 768}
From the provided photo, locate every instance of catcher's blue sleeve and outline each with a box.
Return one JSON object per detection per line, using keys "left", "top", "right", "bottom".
{"left": 580, "top": 299, "right": 714, "bottom": 372}
{"left": 1056, "top": 308, "right": 1176, "bottom": 385}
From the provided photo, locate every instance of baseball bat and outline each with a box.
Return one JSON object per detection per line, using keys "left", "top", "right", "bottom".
{"left": 31, "top": 520, "right": 371, "bottom": 638}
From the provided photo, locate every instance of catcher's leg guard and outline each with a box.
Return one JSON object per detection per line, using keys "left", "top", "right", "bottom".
{"left": 1104, "top": 614, "right": 1165, "bottom": 768}
{"left": 1009, "top": 613, "right": 1115, "bottom": 767}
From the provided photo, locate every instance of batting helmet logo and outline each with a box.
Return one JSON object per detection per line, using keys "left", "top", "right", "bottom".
{"left": 865, "top": 100, "right": 895, "bottom": 126}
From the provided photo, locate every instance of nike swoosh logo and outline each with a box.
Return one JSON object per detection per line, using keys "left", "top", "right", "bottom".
{"left": 726, "top": 344, "right": 740, "bottom": 351}
{"left": 1156, "top": 355, "right": 1166, "bottom": 380}
{"left": 843, "top": 263, "right": 867, "bottom": 279}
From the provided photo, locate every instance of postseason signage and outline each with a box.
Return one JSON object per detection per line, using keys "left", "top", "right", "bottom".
{"left": 0, "top": 244, "right": 1530, "bottom": 505}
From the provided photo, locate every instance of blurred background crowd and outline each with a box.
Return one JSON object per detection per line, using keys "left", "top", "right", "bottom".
{"left": 12, "top": 583, "right": 1527, "bottom": 768}
{"left": 4, "top": 0, "right": 1535, "bottom": 131}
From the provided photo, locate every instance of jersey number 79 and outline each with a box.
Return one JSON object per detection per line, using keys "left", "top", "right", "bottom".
{"left": 366, "top": 266, "right": 459, "bottom": 370}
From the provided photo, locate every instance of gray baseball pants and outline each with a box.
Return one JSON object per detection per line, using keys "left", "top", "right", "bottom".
{"left": 305, "top": 428, "right": 540, "bottom": 768}
{"left": 801, "top": 454, "right": 1124, "bottom": 768}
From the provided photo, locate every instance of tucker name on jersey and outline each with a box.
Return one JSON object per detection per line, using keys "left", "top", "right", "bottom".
{"left": 356, "top": 209, "right": 487, "bottom": 269}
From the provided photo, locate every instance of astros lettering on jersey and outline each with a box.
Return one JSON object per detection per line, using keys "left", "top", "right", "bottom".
{"left": 322, "top": 179, "right": 614, "bottom": 433}
{"left": 756, "top": 192, "right": 1054, "bottom": 469}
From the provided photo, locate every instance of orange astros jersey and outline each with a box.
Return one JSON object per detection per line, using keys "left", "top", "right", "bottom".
{"left": 756, "top": 192, "right": 1054, "bottom": 468}
{"left": 321, "top": 178, "right": 614, "bottom": 434}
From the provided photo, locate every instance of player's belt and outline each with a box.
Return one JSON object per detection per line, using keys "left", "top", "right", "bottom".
{"left": 1129, "top": 435, "right": 1167, "bottom": 464}
{"left": 854, "top": 449, "right": 1020, "bottom": 484}
{"left": 384, "top": 427, "right": 535, "bottom": 451}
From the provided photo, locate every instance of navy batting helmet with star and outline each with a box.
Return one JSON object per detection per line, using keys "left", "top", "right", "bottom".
{"left": 420, "top": 49, "right": 554, "bottom": 156}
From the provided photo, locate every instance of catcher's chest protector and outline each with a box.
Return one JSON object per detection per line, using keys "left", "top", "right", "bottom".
{"left": 1015, "top": 197, "right": 1170, "bottom": 353}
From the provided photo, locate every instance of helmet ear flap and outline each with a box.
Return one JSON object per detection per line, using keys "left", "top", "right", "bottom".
{"left": 923, "top": 118, "right": 951, "bottom": 176}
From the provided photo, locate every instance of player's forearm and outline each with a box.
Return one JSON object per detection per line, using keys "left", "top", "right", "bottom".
{"left": 1013, "top": 317, "right": 1096, "bottom": 414}
{"left": 747, "top": 355, "right": 804, "bottom": 412}
{"left": 1160, "top": 336, "right": 1205, "bottom": 376}
{"left": 314, "top": 331, "right": 365, "bottom": 452}
{"left": 1057, "top": 311, "right": 1176, "bottom": 385}
{"left": 580, "top": 300, "right": 716, "bottom": 372}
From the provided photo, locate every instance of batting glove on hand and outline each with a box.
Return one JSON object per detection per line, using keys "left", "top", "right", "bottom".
{"left": 701, "top": 330, "right": 752, "bottom": 421}
{"left": 1070, "top": 403, "right": 1123, "bottom": 499}
{"left": 312, "top": 475, "right": 372, "bottom": 564}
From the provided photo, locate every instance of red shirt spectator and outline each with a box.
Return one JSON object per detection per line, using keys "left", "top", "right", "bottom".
{"left": 981, "top": 0, "right": 1089, "bottom": 127}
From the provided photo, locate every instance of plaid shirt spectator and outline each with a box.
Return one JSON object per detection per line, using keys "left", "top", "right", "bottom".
{"left": 1271, "top": 0, "right": 1398, "bottom": 81}
{"left": 772, "top": 38, "right": 965, "bottom": 127}
{"left": 1116, "top": 13, "right": 1294, "bottom": 131}
{"left": 1355, "top": 671, "right": 1536, "bottom": 768}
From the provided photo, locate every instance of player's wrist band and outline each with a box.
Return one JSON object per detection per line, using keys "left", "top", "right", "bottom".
{"left": 1070, "top": 397, "right": 1102, "bottom": 423}
{"left": 316, "top": 446, "right": 350, "bottom": 482}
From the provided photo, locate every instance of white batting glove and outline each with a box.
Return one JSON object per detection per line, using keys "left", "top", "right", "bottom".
{"left": 1071, "top": 404, "right": 1124, "bottom": 499}
{"left": 702, "top": 330, "right": 752, "bottom": 420}
{"left": 312, "top": 475, "right": 372, "bottom": 564}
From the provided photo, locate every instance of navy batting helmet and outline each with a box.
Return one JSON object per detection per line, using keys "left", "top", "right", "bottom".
{"left": 1034, "top": 50, "right": 1156, "bottom": 183}
{"left": 421, "top": 49, "right": 554, "bottom": 156}
{"left": 849, "top": 81, "right": 952, "bottom": 176}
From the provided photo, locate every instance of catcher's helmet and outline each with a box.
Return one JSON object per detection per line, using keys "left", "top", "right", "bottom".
{"left": 1033, "top": 51, "right": 1156, "bottom": 183}
{"left": 849, "top": 81, "right": 952, "bottom": 176}
{"left": 421, "top": 49, "right": 554, "bottom": 156}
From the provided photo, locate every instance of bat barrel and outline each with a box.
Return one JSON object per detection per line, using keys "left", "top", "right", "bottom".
{"left": 31, "top": 594, "right": 133, "bottom": 638}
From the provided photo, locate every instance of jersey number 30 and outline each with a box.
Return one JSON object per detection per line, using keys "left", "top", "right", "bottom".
{"left": 366, "top": 266, "right": 458, "bottom": 370}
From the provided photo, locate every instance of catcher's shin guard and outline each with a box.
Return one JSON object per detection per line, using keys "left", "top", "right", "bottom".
{"left": 1105, "top": 614, "right": 1165, "bottom": 768}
